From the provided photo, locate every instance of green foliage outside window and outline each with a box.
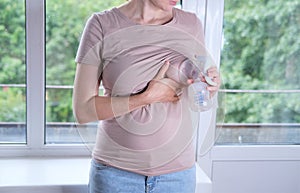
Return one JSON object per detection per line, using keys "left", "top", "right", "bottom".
{"left": 0, "top": 0, "right": 25, "bottom": 122}
{"left": 221, "top": 0, "right": 300, "bottom": 123}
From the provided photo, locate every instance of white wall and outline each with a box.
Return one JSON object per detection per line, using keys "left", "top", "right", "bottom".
{"left": 212, "top": 160, "right": 300, "bottom": 193}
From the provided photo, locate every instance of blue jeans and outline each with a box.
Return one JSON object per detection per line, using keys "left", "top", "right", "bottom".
{"left": 89, "top": 159, "right": 196, "bottom": 193}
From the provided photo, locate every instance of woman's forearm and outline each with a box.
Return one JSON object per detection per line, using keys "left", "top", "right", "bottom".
{"left": 94, "top": 92, "right": 151, "bottom": 121}
{"left": 73, "top": 61, "right": 180, "bottom": 124}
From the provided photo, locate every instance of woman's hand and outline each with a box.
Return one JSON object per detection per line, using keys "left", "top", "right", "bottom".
{"left": 142, "top": 61, "right": 182, "bottom": 104}
{"left": 186, "top": 66, "right": 221, "bottom": 97}
{"left": 203, "top": 66, "right": 221, "bottom": 97}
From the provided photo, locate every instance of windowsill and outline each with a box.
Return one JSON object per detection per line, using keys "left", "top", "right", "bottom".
{"left": 0, "top": 157, "right": 212, "bottom": 193}
{"left": 0, "top": 157, "right": 90, "bottom": 193}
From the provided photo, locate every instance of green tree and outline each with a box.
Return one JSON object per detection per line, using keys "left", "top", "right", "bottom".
{"left": 0, "top": 0, "right": 25, "bottom": 84}
{"left": 0, "top": 88, "right": 25, "bottom": 122}
{"left": 0, "top": 0, "right": 25, "bottom": 122}
{"left": 221, "top": 0, "right": 300, "bottom": 123}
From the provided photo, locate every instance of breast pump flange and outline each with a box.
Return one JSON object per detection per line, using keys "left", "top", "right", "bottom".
{"left": 166, "top": 56, "right": 216, "bottom": 112}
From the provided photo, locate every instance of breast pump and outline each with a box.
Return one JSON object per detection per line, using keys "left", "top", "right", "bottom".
{"left": 166, "top": 56, "right": 217, "bottom": 112}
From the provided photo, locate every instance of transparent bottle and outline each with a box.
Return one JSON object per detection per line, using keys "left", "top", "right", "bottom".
{"left": 166, "top": 57, "right": 215, "bottom": 112}
{"left": 188, "top": 80, "right": 212, "bottom": 112}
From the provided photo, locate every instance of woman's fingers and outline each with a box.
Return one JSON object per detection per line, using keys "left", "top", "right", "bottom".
{"left": 206, "top": 66, "right": 220, "bottom": 80}
{"left": 145, "top": 60, "right": 185, "bottom": 103}
{"left": 146, "top": 79, "right": 180, "bottom": 103}
{"left": 153, "top": 60, "right": 170, "bottom": 80}
{"left": 205, "top": 66, "right": 221, "bottom": 97}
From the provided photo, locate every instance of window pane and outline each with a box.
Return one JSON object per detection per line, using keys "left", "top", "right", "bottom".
{"left": 216, "top": 92, "right": 300, "bottom": 145}
{"left": 217, "top": 0, "right": 300, "bottom": 145}
{"left": 0, "top": 0, "right": 26, "bottom": 144}
{"left": 45, "top": 0, "right": 126, "bottom": 144}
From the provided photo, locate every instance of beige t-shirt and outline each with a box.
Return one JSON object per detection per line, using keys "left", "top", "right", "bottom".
{"left": 75, "top": 7, "right": 205, "bottom": 176}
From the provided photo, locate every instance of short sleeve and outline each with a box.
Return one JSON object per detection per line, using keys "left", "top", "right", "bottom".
{"left": 75, "top": 14, "right": 103, "bottom": 67}
{"left": 175, "top": 9, "right": 205, "bottom": 45}
{"left": 193, "top": 14, "right": 205, "bottom": 45}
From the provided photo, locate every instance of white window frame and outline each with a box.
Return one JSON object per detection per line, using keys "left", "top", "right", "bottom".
{"left": 187, "top": 0, "right": 300, "bottom": 178}
{"left": 0, "top": 0, "right": 90, "bottom": 157}
{"left": 1, "top": 0, "right": 299, "bottom": 164}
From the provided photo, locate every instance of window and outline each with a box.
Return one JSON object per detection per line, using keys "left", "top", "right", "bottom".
{"left": 0, "top": 0, "right": 26, "bottom": 144}
{"left": 0, "top": 0, "right": 130, "bottom": 156}
{"left": 216, "top": 0, "right": 300, "bottom": 145}
{"left": 0, "top": 0, "right": 183, "bottom": 156}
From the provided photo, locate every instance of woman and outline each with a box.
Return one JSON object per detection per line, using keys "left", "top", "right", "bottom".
{"left": 73, "top": 0, "right": 220, "bottom": 192}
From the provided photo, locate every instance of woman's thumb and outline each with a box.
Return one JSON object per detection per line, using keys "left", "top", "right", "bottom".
{"left": 154, "top": 60, "right": 170, "bottom": 80}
